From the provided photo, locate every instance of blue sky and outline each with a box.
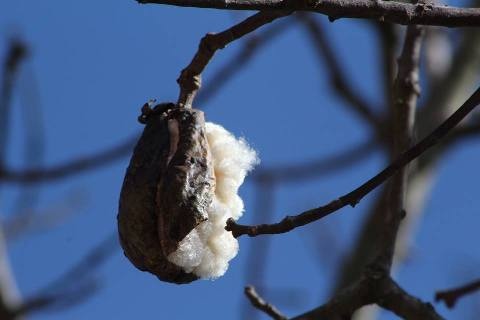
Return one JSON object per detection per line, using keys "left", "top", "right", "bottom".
{"left": 1, "top": 1, "right": 479, "bottom": 319}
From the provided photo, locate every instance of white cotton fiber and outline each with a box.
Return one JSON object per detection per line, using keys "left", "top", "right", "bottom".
{"left": 167, "top": 122, "right": 258, "bottom": 279}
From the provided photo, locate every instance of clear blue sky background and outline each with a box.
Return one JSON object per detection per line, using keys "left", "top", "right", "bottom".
{"left": 1, "top": 1, "right": 479, "bottom": 319}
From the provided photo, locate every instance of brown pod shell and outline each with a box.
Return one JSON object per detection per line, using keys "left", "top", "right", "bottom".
{"left": 117, "top": 103, "right": 215, "bottom": 284}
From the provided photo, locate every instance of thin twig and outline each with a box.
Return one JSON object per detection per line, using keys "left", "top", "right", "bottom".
{"left": 226, "top": 86, "right": 480, "bottom": 237}
{"left": 245, "top": 286, "right": 287, "bottom": 320}
{"left": 196, "top": 19, "right": 292, "bottom": 104}
{"left": 177, "top": 10, "right": 292, "bottom": 108}
{"left": 435, "top": 278, "right": 480, "bottom": 308}
{"left": 139, "top": 0, "right": 480, "bottom": 27}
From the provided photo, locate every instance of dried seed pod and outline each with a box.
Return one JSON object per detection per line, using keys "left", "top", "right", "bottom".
{"left": 117, "top": 103, "right": 215, "bottom": 284}
{"left": 118, "top": 102, "right": 258, "bottom": 284}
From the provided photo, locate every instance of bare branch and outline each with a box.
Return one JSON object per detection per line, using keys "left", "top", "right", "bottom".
{"left": 226, "top": 86, "right": 480, "bottom": 237}
{"left": 245, "top": 286, "right": 287, "bottom": 320}
{"left": 293, "top": 270, "right": 443, "bottom": 320}
{"left": 138, "top": 0, "right": 480, "bottom": 28}
{"left": 177, "top": 10, "right": 292, "bottom": 108}
{"left": 292, "top": 277, "right": 372, "bottom": 320}
{"left": 375, "top": 24, "right": 423, "bottom": 270}
{"left": 377, "top": 277, "right": 444, "bottom": 320}
{"left": 298, "top": 14, "right": 383, "bottom": 134}
{"left": 435, "top": 278, "right": 480, "bottom": 309}
{"left": 373, "top": 22, "right": 397, "bottom": 115}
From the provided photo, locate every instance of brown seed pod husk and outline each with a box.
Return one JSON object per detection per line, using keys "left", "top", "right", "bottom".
{"left": 117, "top": 103, "right": 215, "bottom": 284}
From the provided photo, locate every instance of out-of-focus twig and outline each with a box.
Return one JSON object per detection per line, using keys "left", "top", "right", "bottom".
{"left": 0, "top": 135, "right": 137, "bottom": 184}
{"left": 13, "top": 280, "right": 98, "bottom": 317}
{"left": 38, "top": 233, "right": 116, "bottom": 293}
{"left": 227, "top": 86, "right": 480, "bottom": 237}
{"left": 4, "top": 190, "right": 87, "bottom": 241}
{"left": 445, "top": 122, "right": 480, "bottom": 144}
{"left": 12, "top": 58, "right": 47, "bottom": 217}
{"left": 196, "top": 19, "right": 292, "bottom": 104}
{"left": 253, "top": 139, "right": 376, "bottom": 183}
{"left": 435, "top": 278, "right": 480, "bottom": 308}
{"left": 0, "top": 39, "right": 27, "bottom": 168}
{"left": 12, "top": 234, "right": 117, "bottom": 317}
{"left": 0, "top": 38, "right": 29, "bottom": 320}
{"left": 245, "top": 286, "right": 287, "bottom": 320}
{"left": 242, "top": 179, "right": 275, "bottom": 320}
{"left": 298, "top": 13, "right": 383, "bottom": 135}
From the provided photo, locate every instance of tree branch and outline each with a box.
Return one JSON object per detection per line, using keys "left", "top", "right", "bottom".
{"left": 435, "top": 278, "right": 480, "bottom": 309}
{"left": 177, "top": 10, "right": 292, "bottom": 108}
{"left": 138, "top": 0, "right": 480, "bottom": 27}
{"left": 226, "top": 86, "right": 480, "bottom": 237}
{"left": 292, "top": 268, "right": 443, "bottom": 320}
{"left": 375, "top": 24, "right": 423, "bottom": 270}
{"left": 377, "top": 277, "right": 444, "bottom": 320}
{"left": 245, "top": 286, "right": 287, "bottom": 320}
{"left": 292, "top": 277, "right": 372, "bottom": 320}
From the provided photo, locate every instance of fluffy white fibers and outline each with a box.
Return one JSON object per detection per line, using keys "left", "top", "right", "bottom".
{"left": 167, "top": 122, "right": 258, "bottom": 279}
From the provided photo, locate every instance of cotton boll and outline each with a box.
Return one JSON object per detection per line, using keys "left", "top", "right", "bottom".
{"left": 208, "top": 230, "right": 238, "bottom": 261}
{"left": 192, "top": 249, "right": 228, "bottom": 279}
{"left": 167, "top": 121, "right": 258, "bottom": 279}
{"left": 167, "top": 230, "right": 205, "bottom": 273}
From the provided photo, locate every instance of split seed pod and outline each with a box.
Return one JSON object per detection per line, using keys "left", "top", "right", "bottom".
{"left": 118, "top": 103, "right": 215, "bottom": 284}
